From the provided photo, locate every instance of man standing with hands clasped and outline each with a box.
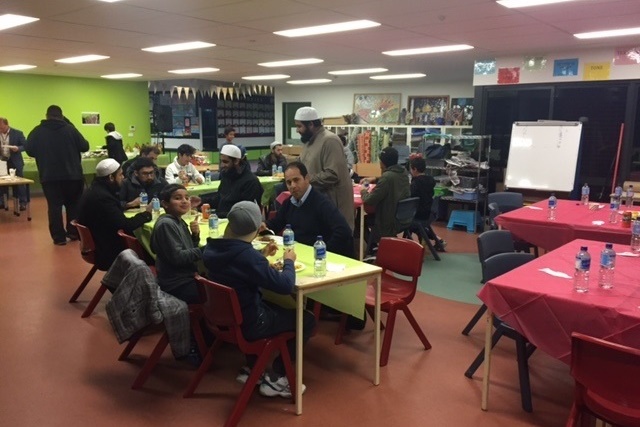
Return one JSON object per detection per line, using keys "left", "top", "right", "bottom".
{"left": 296, "top": 107, "right": 354, "bottom": 231}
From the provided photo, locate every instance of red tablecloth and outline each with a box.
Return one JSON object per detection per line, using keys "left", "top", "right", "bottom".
{"left": 495, "top": 199, "right": 640, "bottom": 251}
{"left": 478, "top": 238, "right": 640, "bottom": 364}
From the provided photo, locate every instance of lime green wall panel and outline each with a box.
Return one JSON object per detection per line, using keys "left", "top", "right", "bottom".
{"left": 0, "top": 73, "right": 150, "bottom": 150}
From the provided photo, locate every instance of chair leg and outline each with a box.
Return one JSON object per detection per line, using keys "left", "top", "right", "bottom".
{"left": 334, "top": 314, "right": 349, "bottom": 345}
{"left": 380, "top": 307, "right": 399, "bottom": 367}
{"left": 464, "top": 328, "right": 504, "bottom": 378}
{"left": 515, "top": 336, "right": 533, "bottom": 413}
{"left": 183, "top": 339, "right": 223, "bottom": 398}
{"left": 188, "top": 306, "right": 207, "bottom": 356}
{"left": 119, "top": 330, "right": 144, "bottom": 360}
{"left": 225, "top": 343, "right": 277, "bottom": 427}
{"left": 278, "top": 340, "right": 296, "bottom": 401}
{"left": 365, "top": 304, "right": 384, "bottom": 330}
{"left": 81, "top": 284, "right": 108, "bottom": 318}
{"left": 69, "top": 265, "right": 98, "bottom": 302}
{"left": 461, "top": 304, "right": 488, "bottom": 336}
{"left": 311, "top": 301, "right": 322, "bottom": 337}
{"left": 132, "top": 331, "right": 169, "bottom": 390}
{"left": 417, "top": 224, "right": 441, "bottom": 261}
{"left": 401, "top": 306, "right": 431, "bottom": 351}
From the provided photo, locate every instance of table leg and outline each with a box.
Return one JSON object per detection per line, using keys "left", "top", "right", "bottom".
{"left": 481, "top": 310, "right": 494, "bottom": 411}
{"left": 374, "top": 274, "right": 381, "bottom": 385}
{"left": 2, "top": 193, "right": 7, "bottom": 211}
{"left": 359, "top": 207, "right": 365, "bottom": 261}
{"left": 295, "top": 289, "right": 304, "bottom": 415}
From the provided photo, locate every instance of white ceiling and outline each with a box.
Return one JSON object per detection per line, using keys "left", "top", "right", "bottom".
{"left": 1, "top": 0, "right": 640, "bottom": 86}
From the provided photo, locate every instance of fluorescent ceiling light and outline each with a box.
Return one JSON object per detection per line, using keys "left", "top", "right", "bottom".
{"left": 370, "top": 73, "right": 426, "bottom": 80}
{"left": 168, "top": 67, "right": 220, "bottom": 74}
{"left": 55, "top": 54, "right": 109, "bottom": 63}
{"left": 97, "top": 0, "right": 124, "bottom": 3}
{"left": 0, "top": 64, "right": 37, "bottom": 71}
{"left": 574, "top": 26, "right": 640, "bottom": 39}
{"left": 101, "top": 73, "right": 142, "bottom": 79}
{"left": 259, "top": 58, "right": 323, "bottom": 67}
{"left": 287, "top": 79, "right": 332, "bottom": 85}
{"left": 383, "top": 44, "right": 473, "bottom": 56}
{"left": 0, "top": 14, "right": 39, "bottom": 31}
{"left": 274, "top": 20, "right": 380, "bottom": 37}
{"left": 242, "top": 74, "right": 290, "bottom": 81}
{"left": 497, "top": 0, "right": 579, "bottom": 8}
{"left": 142, "top": 41, "right": 215, "bottom": 53}
{"left": 328, "top": 68, "right": 388, "bottom": 75}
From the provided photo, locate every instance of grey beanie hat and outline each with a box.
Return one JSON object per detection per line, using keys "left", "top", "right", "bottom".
{"left": 228, "top": 201, "right": 262, "bottom": 236}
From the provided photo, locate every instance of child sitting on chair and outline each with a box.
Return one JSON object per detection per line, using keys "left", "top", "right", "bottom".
{"left": 409, "top": 156, "right": 446, "bottom": 252}
{"left": 202, "top": 201, "right": 315, "bottom": 398}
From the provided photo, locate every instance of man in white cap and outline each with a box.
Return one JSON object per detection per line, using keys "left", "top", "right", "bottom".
{"left": 203, "top": 201, "right": 315, "bottom": 398}
{"left": 211, "top": 143, "right": 263, "bottom": 217}
{"left": 295, "top": 106, "right": 355, "bottom": 231}
{"left": 77, "top": 159, "right": 153, "bottom": 269}
{"left": 255, "top": 140, "right": 287, "bottom": 177}
{"left": 25, "top": 105, "right": 90, "bottom": 245}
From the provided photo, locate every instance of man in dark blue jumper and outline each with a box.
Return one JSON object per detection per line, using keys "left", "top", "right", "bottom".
{"left": 261, "top": 161, "right": 354, "bottom": 258}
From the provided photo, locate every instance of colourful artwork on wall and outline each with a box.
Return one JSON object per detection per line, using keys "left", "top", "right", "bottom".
{"left": 407, "top": 95, "right": 449, "bottom": 125}
{"left": 498, "top": 67, "right": 520, "bottom": 84}
{"left": 553, "top": 58, "right": 579, "bottom": 77}
{"left": 353, "top": 93, "right": 401, "bottom": 124}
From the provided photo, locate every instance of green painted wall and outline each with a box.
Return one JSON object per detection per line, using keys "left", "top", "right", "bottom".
{"left": 0, "top": 73, "right": 150, "bottom": 150}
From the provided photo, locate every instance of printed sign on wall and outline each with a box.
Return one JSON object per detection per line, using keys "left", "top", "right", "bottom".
{"left": 583, "top": 62, "right": 611, "bottom": 80}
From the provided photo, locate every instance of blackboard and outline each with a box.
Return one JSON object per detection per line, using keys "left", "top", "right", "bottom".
{"left": 504, "top": 121, "right": 583, "bottom": 192}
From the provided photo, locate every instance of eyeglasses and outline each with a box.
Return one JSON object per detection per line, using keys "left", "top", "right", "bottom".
{"left": 139, "top": 170, "right": 155, "bottom": 176}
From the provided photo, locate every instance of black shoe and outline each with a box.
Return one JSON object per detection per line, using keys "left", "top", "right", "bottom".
{"left": 66, "top": 233, "right": 80, "bottom": 242}
{"left": 19, "top": 204, "right": 27, "bottom": 211}
{"left": 435, "top": 239, "right": 447, "bottom": 252}
{"left": 54, "top": 240, "right": 67, "bottom": 246}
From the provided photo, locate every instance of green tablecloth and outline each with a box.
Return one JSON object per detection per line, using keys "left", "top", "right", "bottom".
{"left": 185, "top": 176, "right": 283, "bottom": 207}
{"left": 126, "top": 211, "right": 366, "bottom": 318}
{"left": 22, "top": 157, "right": 106, "bottom": 191}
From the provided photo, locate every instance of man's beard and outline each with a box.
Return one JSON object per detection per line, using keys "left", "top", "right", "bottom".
{"left": 221, "top": 165, "right": 240, "bottom": 179}
{"left": 300, "top": 127, "right": 313, "bottom": 143}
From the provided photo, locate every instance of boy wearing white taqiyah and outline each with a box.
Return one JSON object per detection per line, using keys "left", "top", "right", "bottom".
{"left": 202, "top": 201, "right": 315, "bottom": 398}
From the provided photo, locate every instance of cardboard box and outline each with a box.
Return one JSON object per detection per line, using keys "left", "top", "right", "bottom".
{"left": 323, "top": 116, "right": 348, "bottom": 125}
{"left": 355, "top": 162, "right": 381, "bottom": 178}
{"left": 282, "top": 145, "right": 303, "bottom": 156}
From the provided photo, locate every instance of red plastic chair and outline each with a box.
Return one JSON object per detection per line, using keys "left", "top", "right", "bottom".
{"left": 120, "top": 304, "right": 206, "bottom": 390}
{"left": 117, "top": 229, "right": 156, "bottom": 274}
{"left": 183, "top": 275, "right": 296, "bottom": 427}
{"left": 566, "top": 332, "right": 640, "bottom": 427}
{"left": 335, "top": 237, "right": 431, "bottom": 367}
{"left": 68, "top": 219, "right": 109, "bottom": 318}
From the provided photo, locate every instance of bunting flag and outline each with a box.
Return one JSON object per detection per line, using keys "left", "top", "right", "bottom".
{"left": 147, "top": 80, "right": 273, "bottom": 99}
{"left": 228, "top": 87, "right": 235, "bottom": 99}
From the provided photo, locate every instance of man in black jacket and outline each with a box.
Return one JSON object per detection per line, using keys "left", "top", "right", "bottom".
{"left": 25, "top": 105, "right": 90, "bottom": 245}
{"left": 211, "top": 144, "right": 263, "bottom": 217}
{"left": 78, "top": 159, "right": 153, "bottom": 270}
{"left": 262, "top": 161, "right": 354, "bottom": 258}
{"left": 0, "top": 117, "right": 28, "bottom": 210}
{"left": 119, "top": 157, "right": 167, "bottom": 209}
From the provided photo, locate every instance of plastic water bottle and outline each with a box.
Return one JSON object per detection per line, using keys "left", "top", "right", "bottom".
{"left": 277, "top": 166, "right": 283, "bottom": 175}
{"left": 283, "top": 224, "right": 295, "bottom": 249}
{"left": 581, "top": 183, "right": 590, "bottom": 206}
{"left": 597, "top": 243, "right": 616, "bottom": 289}
{"left": 573, "top": 246, "right": 591, "bottom": 293}
{"left": 209, "top": 210, "right": 219, "bottom": 238}
{"left": 631, "top": 220, "right": 640, "bottom": 253}
{"left": 609, "top": 197, "right": 619, "bottom": 224}
{"left": 362, "top": 179, "right": 370, "bottom": 189}
{"left": 271, "top": 164, "right": 277, "bottom": 176}
{"left": 547, "top": 193, "right": 557, "bottom": 220}
{"left": 151, "top": 196, "right": 160, "bottom": 219}
{"left": 625, "top": 185, "right": 634, "bottom": 206}
{"left": 313, "top": 235, "right": 327, "bottom": 278}
{"left": 615, "top": 185, "right": 623, "bottom": 200}
{"left": 204, "top": 169, "right": 211, "bottom": 184}
{"left": 139, "top": 190, "right": 148, "bottom": 212}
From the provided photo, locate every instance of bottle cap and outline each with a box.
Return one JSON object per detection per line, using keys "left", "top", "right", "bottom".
{"left": 605, "top": 243, "right": 613, "bottom": 249}
{"left": 317, "top": 235, "right": 322, "bottom": 240}
{"left": 580, "top": 246, "right": 588, "bottom": 251}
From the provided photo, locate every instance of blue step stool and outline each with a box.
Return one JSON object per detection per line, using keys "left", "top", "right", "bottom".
{"left": 447, "top": 210, "right": 481, "bottom": 233}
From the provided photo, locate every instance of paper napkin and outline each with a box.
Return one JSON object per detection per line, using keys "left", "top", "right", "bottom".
{"left": 525, "top": 206, "right": 543, "bottom": 210}
{"left": 538, "top": 268, "right": 572, "bottom": 279}
{"left": 618, "top": 252, "right": 640, "bottom": 257}
{"left": 592, "top": 220, "right": 605, "bottom": 226}
{"left": 327, "top": 263, "right": 346, "bottom": 272}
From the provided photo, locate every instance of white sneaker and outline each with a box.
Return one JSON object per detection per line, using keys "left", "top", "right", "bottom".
{"left": 259, "top": 374, "right": 306, "bottom": 398}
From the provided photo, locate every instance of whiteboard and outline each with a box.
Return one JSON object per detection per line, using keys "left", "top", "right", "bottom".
{"left": 504, "top": 121, "right": 583, "bottom": 192}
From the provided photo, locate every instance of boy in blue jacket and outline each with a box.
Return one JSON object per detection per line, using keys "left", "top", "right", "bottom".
{"left": 202, "top": 201, "right": 315, "bottom": 398}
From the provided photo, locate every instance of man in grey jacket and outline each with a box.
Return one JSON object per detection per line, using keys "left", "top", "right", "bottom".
{"left": 296, "top": 107, "right": 354, "bottom": 231}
